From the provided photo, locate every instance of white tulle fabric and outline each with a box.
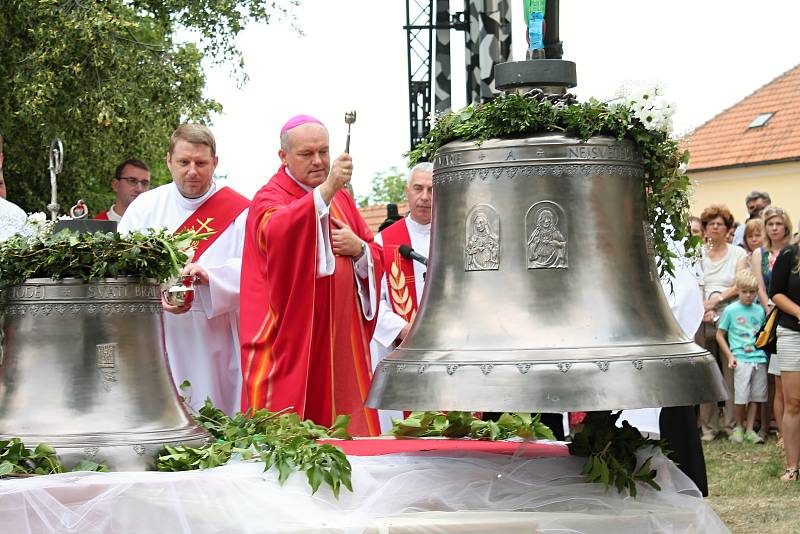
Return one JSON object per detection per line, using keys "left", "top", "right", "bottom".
{"left": 0, "top": 448, "right": 728, "bottom": 533}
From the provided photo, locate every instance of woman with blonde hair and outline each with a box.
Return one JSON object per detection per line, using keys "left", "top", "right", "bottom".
{"left": 697, "top": 204, "right": 749, "bottom": 441}
{"left": 768, "top": 230, "right": 800, "bottom": 481}
{"left": 755, "top": 207, "right": 794, "bottom": 310}
{"left": 754, "top": 206, "right": 793, "bottom": 445}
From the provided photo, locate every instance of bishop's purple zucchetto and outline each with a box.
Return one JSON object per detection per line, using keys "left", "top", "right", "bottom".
{"left": 280, "top": 114, "right": 324, "bottom": 135}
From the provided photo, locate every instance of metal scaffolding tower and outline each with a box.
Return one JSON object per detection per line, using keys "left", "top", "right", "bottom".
{"left": 405, "top": 0, "right": 511, "bottom": 151}
{"left": 404, "top": 0, "right": 467, "bottom": 150}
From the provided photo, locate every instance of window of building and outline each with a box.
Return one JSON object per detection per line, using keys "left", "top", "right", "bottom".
{"left": 748, "top": 112, "right": 774, "bottom": 128}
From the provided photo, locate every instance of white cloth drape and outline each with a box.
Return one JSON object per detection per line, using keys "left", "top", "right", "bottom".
{"left": 0, "top": 449, "right": 728, "bottom": 533}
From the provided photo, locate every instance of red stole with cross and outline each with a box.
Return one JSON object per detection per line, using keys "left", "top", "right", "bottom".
{"left": 174, "top": 187, "right": 249, "bottom": 260}
{"left": 379, "top": 218, "right": 419, "bottom": 323}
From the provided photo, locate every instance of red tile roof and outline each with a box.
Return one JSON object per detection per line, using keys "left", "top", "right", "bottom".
{"left": 685, "top": 63, "right": 800, "bottom": 171}
{"left": 360, "top": 202, "right": 408, "bottom": 234}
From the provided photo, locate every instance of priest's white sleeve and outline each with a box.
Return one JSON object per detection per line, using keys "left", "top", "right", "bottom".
{"left": 313, "top": 188, "right": 335, "bottom": 277}
{"left": 353, "top": 249, "right": 377, "bottom": 321}
{"left": 370, "top": 232, "right": 406, "bottom": 347}
{"left": 196, "top": 257, "right": 242, "bottom": 319}
{"left": 372, "top": 272, "right": 407, "bottom": 348}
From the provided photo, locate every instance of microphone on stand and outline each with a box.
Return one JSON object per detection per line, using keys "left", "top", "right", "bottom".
{"left": 399, "top": 244, "right": 428, "bottom": 266}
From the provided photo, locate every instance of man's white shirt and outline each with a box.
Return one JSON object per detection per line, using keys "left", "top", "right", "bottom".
{"left": 103, "top": 205, "right": 123, "bottom": 222}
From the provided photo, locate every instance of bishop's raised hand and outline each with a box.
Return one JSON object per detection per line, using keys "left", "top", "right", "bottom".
{"left": 319, "top": 153, "right": 353, "bottom": 204}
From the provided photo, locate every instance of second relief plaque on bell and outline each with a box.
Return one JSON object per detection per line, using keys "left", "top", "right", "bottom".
{"left": 525, "top": 201, "right": 568, "bottom": 269}
{"left": 464, "top": 204, "right": 501, "bottom": 271}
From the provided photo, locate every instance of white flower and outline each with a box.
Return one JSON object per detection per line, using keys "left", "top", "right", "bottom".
{"left": 678, "top": 162, "right": 688, "bottom": 174}
{"left": 25, "top": 211, "right": 54, "bottom": 239}
{"left": 612, "top": 81, "right": 675, "bottom": 133}
{"left": 27, "top": 212, "right": 47, "bottom": 225}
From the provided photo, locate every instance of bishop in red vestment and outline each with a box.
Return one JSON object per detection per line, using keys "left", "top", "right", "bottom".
{"left": 240, "top": 116, "right": 383, "bottom": 436}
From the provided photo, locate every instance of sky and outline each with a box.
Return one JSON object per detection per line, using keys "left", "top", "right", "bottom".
{"left": 203, "top": 0, "right": 800, "bottom": 199}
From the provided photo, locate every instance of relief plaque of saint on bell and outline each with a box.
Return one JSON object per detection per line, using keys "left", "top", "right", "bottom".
{"left": 465, "top": 204, "right": 500, "bottom": 271}
{"left": 526, "top": 201, "right": 567, "bottom": 269}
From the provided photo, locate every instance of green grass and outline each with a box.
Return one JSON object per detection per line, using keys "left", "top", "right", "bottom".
{"left": 703, "top": 436, "right": 800, "bottom": 533}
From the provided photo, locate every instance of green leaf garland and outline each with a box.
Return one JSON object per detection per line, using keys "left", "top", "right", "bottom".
{"left": 390, "top": 411, "right": 556, "bottom": 441}
{"left": 407, "top": 93, "right": 698, "bottom": 277}
{"left": 0, "top": 438, "right": 108, "bottom": 477}
{"left": 0, "top": 227, "right": 199, "bottom": 289}
{"left": 156, "top": 399, "right": 354, "bottom": 497}
{"left": 568, "top": 411, "right": 665, "bottom": 497}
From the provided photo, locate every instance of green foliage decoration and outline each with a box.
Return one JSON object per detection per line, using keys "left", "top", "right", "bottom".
{"left": 0, "top": 0, "right": 296, "bottom": 214}
{"left": 568, "top": 412, "right": 664, "bottom": 497}
{"left": 157, "top": 399, "right": 354, "bottom": 497}
{"left": 0, "top": 438, "right": 108, "bottom": 477}
{"left": 390, "top": 411, "right": 556, "bottom": 441}
{"left": 407, "top": 92, "right": 701, "bottom": 277}
{"left": 0, "top": 224, "right": 201, "bottom": 289}
{"left": 357, "top": 167, "right": 408, "bottom": 208}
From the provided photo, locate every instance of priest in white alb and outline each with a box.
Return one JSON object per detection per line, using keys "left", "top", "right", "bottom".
{"left": 118, "top": 124, "right": 249, "bottom": 416}
{"left": 369, "top": 162, "right": 433, "bottom": 431}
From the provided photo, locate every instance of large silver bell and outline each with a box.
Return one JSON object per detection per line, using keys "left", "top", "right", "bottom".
{"left": 0, "top": 278, "right": 208, "bottom": 470}
{"left": 367, "top": 133, "right": 727, "bottom": 412}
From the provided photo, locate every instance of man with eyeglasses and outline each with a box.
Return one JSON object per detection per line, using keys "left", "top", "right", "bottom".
{"left": 94, "top": 159, "right": 151, "bottom": 221}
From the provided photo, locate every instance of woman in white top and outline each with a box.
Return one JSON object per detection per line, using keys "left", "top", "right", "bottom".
{"left": 697, "top": 205, "right": 748, "bottom": 441}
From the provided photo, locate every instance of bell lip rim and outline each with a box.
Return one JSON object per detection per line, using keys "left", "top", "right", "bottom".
{"left": 379, "top": 343, "right": 711, "bottom": 363}
{"left": 0, "top": 428, "right": 212, "bottom": 447}
{"left": 367, "top": 350, "right": 729, "bottom": 410}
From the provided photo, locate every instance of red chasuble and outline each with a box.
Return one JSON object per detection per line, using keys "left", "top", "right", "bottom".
{"left": 378, "top": 218, "right": 420, "bottom": 323}
{"left": 240, "top": 166, "right": 383, "bottom": 436}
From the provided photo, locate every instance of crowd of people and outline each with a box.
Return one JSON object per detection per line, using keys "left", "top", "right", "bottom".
{"left": 693, "top": 191, "right": 800, "bottom": 482}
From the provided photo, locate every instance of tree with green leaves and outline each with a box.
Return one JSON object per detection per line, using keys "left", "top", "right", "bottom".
{"left": 0, "top": 0, "right": 296, "bottom": 213}
{"left": 357, "top": 166, "right": 407, "bottom": 207}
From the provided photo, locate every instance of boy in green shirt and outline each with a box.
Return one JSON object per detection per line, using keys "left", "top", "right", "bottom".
{"left": 716, "top": 270, "right": 768, "bottom": 444}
